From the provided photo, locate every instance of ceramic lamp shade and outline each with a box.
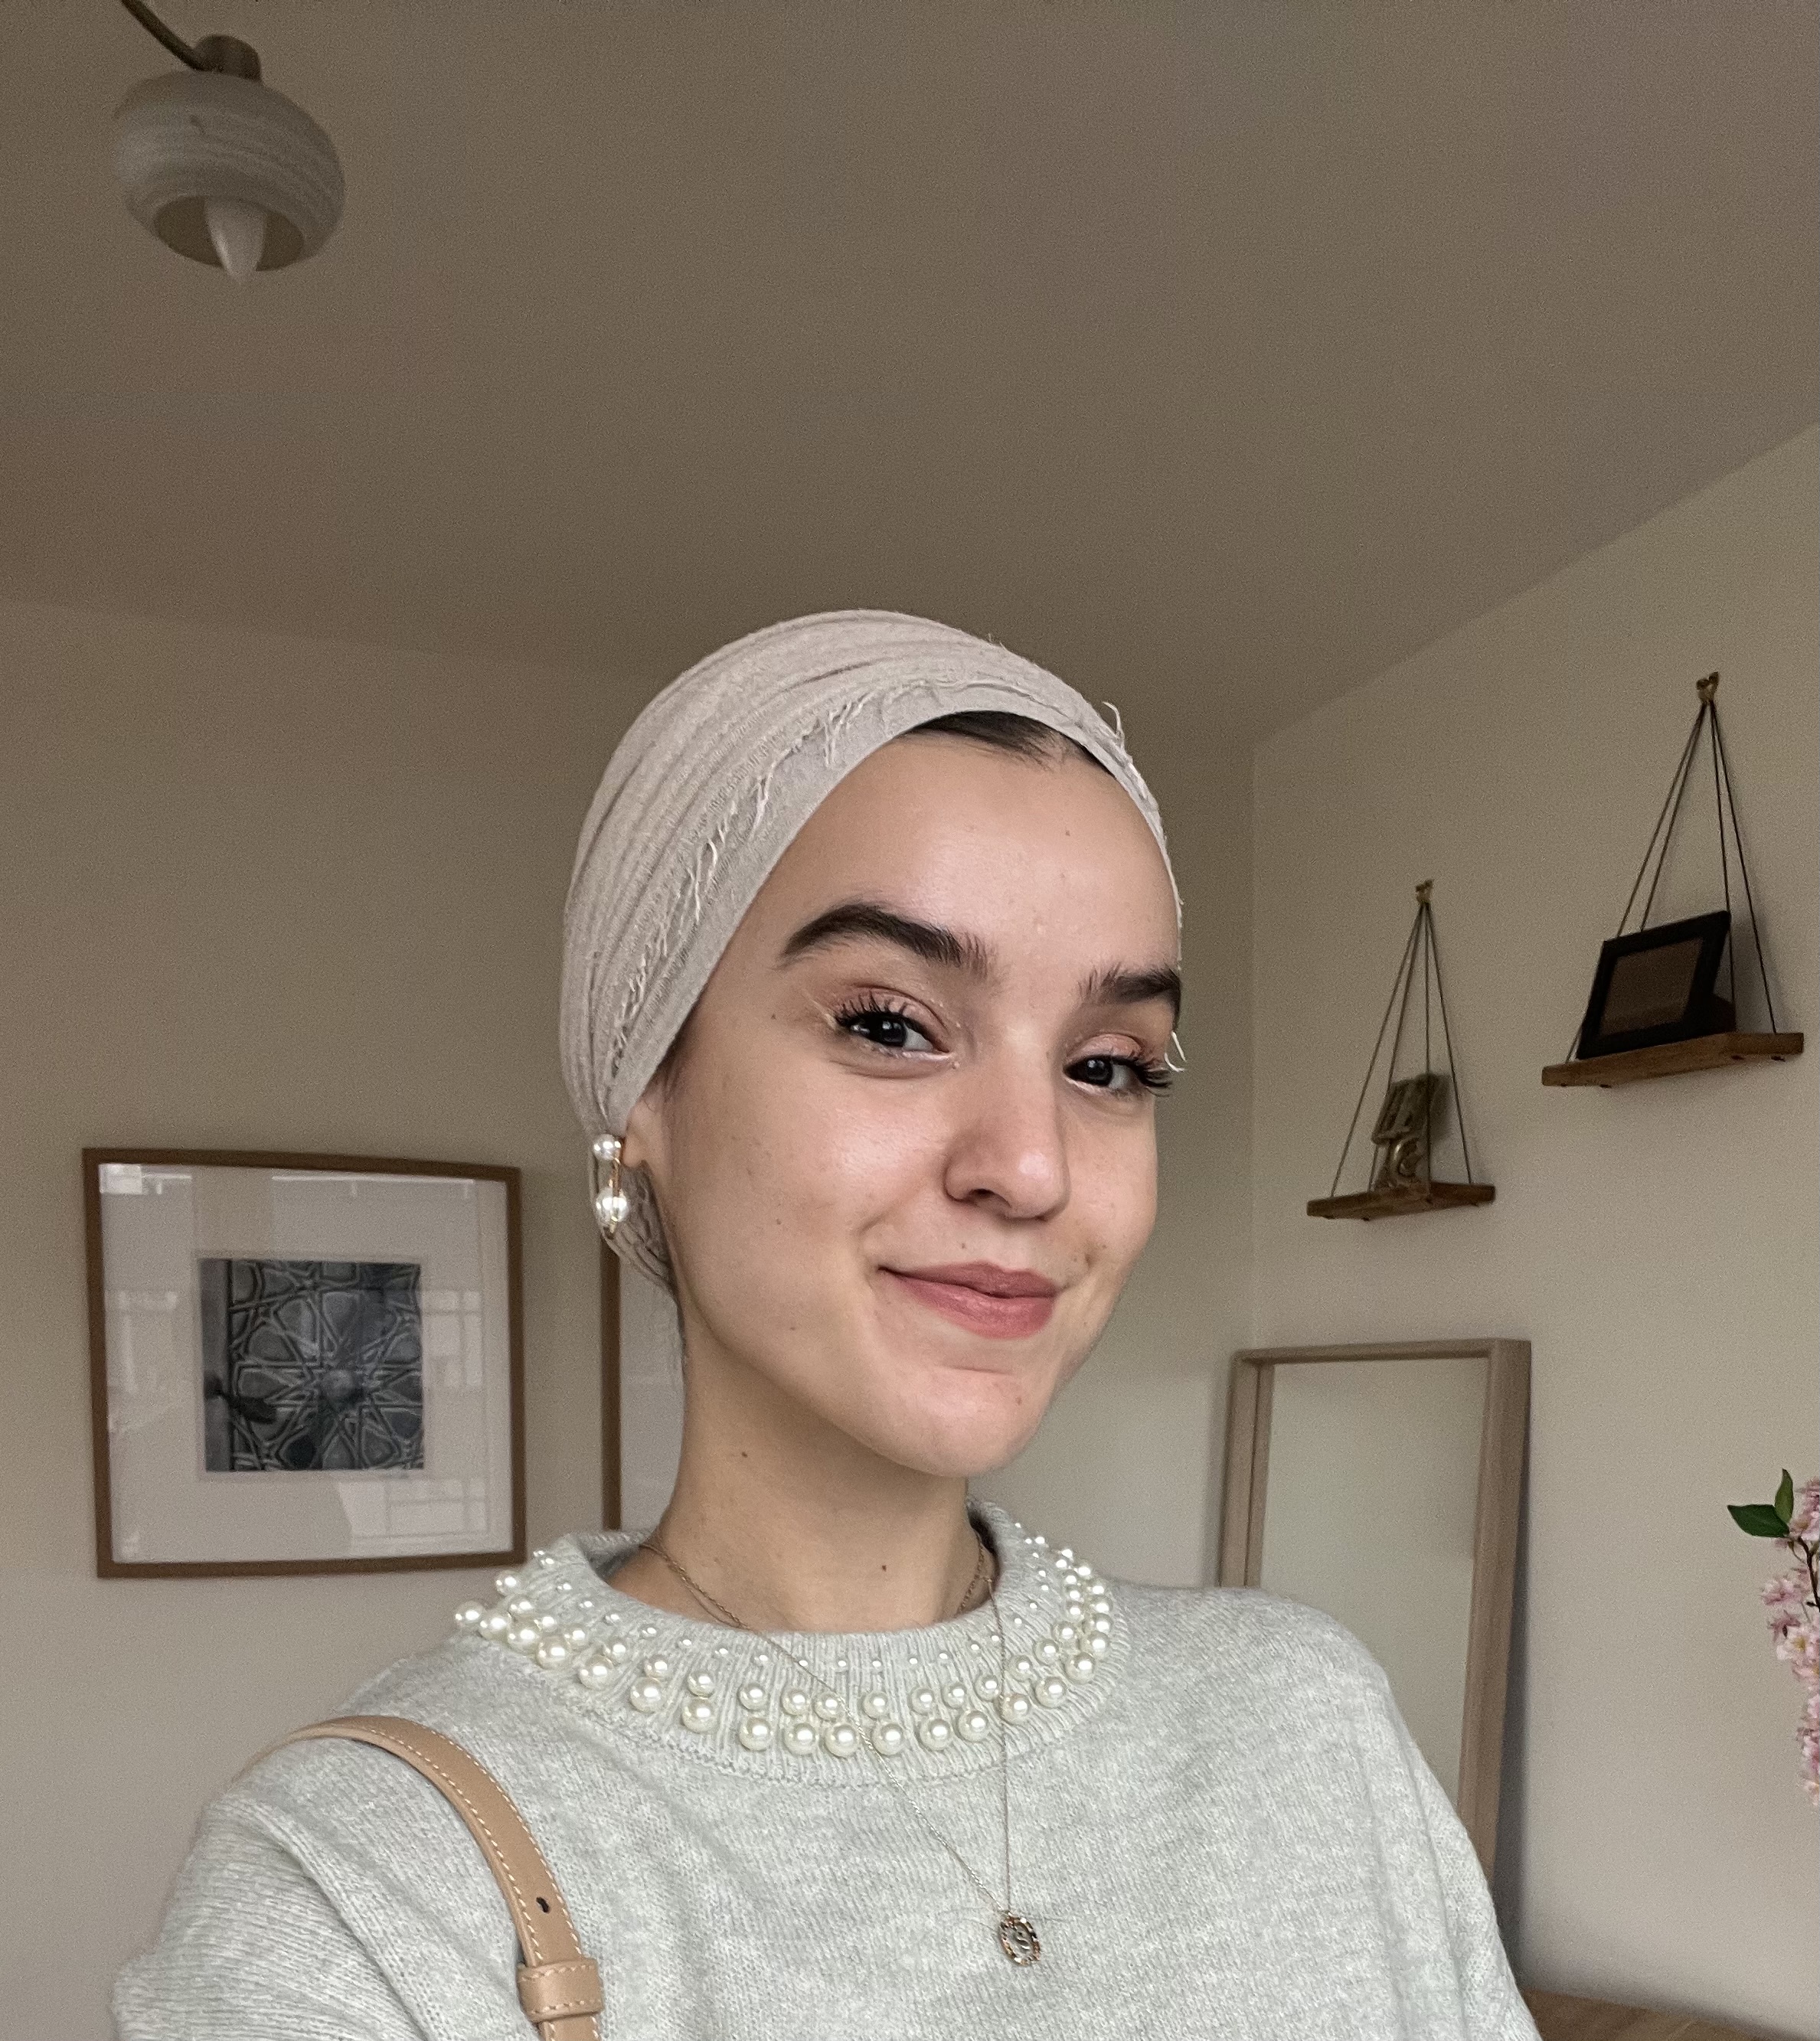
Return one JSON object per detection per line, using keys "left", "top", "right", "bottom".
{"left": 112, "top": 67, "right": 344, "bottom": 273}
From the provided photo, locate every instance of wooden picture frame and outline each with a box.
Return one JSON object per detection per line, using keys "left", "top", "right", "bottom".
{"left": 1217, "top": 1337, "right": 1529, "bottom": 1870}
{"left": 85, "top": 1147, "right": 525, "bottom": 1578}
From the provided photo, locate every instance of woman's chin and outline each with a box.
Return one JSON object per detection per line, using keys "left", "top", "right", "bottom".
{"left": 853, "top": 1366, "right": 1058, "bottom": 1480}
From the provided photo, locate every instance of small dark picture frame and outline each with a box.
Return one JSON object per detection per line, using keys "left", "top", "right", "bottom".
{"left": 1576, "top": 910, "right": 1734, "bottom": 1060}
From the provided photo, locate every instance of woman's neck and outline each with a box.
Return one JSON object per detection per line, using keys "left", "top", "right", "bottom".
{"left": 606, "top": 1354, "right": 992, "bottom": 1634}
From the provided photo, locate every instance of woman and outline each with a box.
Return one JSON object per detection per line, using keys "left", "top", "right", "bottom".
{"left": 117, "top": 612, "right": 1535, "bottom": 2039}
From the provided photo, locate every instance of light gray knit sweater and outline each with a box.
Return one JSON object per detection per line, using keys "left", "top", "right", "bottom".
{"left": 115, "top": 1501, "right": 1537, "bottom": 2040}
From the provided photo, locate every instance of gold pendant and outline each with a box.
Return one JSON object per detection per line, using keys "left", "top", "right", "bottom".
{"left": 997, "top": 1913, "right": 1041, "bottom": 1966}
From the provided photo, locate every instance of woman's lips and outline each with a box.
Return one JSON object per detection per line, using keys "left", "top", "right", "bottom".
{"left": 882, "top": 1263, "right": 1059, "bottom": 1341}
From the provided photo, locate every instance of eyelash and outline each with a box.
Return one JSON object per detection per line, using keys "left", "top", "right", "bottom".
{"left": 830, "top": 999, "right": 1173, "bottom": 1096}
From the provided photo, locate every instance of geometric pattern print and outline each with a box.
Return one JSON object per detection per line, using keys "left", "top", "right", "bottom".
{"left": 201, "top": 1258, "right": 424, "bottom": 1473}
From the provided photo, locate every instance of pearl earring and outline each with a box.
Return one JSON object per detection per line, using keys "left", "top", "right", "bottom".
{"left": 590, "top": 1134, "right": 630, "bottom": 1235}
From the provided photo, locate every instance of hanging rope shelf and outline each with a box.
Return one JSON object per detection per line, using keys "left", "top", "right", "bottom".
{"left": 1309, "top": 882, "right": 1495, "bottom": 1221}
{"left": 1542, "top": 674, "right": 1803, "bottom": 1089}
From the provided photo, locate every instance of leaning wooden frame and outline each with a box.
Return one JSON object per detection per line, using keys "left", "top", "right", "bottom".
{"left": 1216, "top": 1337, "right": 1529, "bottom": 1873}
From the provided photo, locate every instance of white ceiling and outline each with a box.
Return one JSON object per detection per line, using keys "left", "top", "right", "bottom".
{"left": 3, "top": 2, "right": 1815, "bottom": 739}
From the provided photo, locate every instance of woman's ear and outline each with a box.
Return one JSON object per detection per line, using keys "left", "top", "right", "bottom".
{"left": 620, "top": 1078, "right": 665, "bottom": 1174}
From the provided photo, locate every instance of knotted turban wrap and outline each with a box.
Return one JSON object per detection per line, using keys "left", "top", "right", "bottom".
{"left": 560, "top": 609, "right": 1178, "bottom": 1311}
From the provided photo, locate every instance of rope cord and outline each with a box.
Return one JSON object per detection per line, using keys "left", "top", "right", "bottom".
{"left": 1638, "top": 701, "right": 1709, "bottom": 932}
{"left": 1428, "top": 910, "right": 1476, "bottom": 1184}
{"left": 1328, "top": 912, "right": 1421, "bottom": 1200}
{"left": 1713, "top": 710, "right": 1779, "bottom": 1032}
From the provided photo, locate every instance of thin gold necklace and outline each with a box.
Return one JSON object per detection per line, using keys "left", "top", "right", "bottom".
{"left": 639, "top": 1526, "right": 1042, "bottom": 1968}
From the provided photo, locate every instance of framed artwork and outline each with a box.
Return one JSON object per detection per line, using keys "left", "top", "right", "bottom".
{"left": 85, "top": 1148, "right": 524, "bottom": 1577}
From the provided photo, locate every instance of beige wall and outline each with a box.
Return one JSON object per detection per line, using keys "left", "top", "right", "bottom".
{"left": 0, "top": 600, "right": 635, "bottom": 2039}
{"left": 1252, "top": 430, "right": 1819, "bottom": 2036}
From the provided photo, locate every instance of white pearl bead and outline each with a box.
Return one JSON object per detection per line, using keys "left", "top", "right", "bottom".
{"left": 606, "top": 1638, "right": 631, "bottom": 1664}
{"left": 974, "top": 1673, "right": 1001, "bottom": 1701}
{"left": 1090, "top": 1597, "right": 1113, "bottom": 1616}
{"left": 507, "top": 1596, "right": 537, "bottom": 1618}
{"left": 495, "top": 1571, "right": 521, "bottom": 1595}
{"left": 1012, "top": 1655, "right": 1034, "bottom": 1678}
{"left": 1054, "top": 1622, "right": 1078, "bottom": 1644}
{"left": 783, "top": 1720, "right": 818, "bottom": 1755}
{"left": 1067, "top": 1654, "right": 1096, "bottom": 1683}
{"left": 998, "top": 1691, "right": 1032, "bottom": 1724}
{"left": 1035, "top": 1674, "right": 1068, "bottom": 1706}
{"left": 535, "top": 1637, "right": 571, "bottom": 1670}
{"left": 781, "top": 1688, "right": 812, "bottom": 1718}
{"left": 454, "top": 1602, "right": 486, "bottom": 1631}
{"left": 870, "top": 1721, "right": 906, "bottom": 1755}
{"left": 737, "top": 1682, "right": 768, "bottom": 1710}
{"left": 480, "top": 1609, "right": 511, "bottom": 1640}
{"left": 1035, "top": 1639, "right": 1060, "bottom": 1664}
{"left": 680, "top": 1696, "right": 715, "bottom": 1732}
{"left": 533, "top": 1550, "right": 554, "bottom": 1567}
{"left": 917, "top": 1716, "right": 953, "bottom": 1750}
{"left": 576, "top": 1656, "right": 613, "bottom": 1690}
{"left": 1086, "top": 1633, "right": 1109, "bottom": 1658}
{"left": 685, "top": 1670, "right": 715, "bottom": 1697}
{"left": 627, "top": 1678, "right": 664, "bottom": 1713}
{"left": 738, "top": 1716, "right": 773, "bottom": 1751}
{"left": 812, "top": 1693, "right": 843, "bottom": 1722}
{"left": 642, "top": 1655, "right": 673, "bottom": 1680}
{"left": 1032, "top": 1533, "right": 1047, "bottom": 1547}
{"left": 822, "top": 1723, "right": 859, "bottom": 1757}
{"left": 860, "top": 1690, "right": 891, "bottom": 1720}
{"left": 942, "top": 1681, "right": 969, "bottom": 1710}
{"left": 577, "top": 1597, "right": 597, "bottom": 1612}
{"left": 508, "top": 1621, "right": 541, "bottom": 1654}
{"left": 956, "top": 1710, "right": 992, "bottom": 1742}
{"left": 1090, "top": 1615, "right": 1112, "bottom": 1636}
{"left": 1074, "top": 1563, "right": 1095, "bottom": 1581}
{"left": 536, "top": 1614, "right": 559, "bottom": 1633}
{"left": 563, "top": 1626, "right": 590, "bottom": 1650}
{"left": 909, "top": 1687, "right": 938, "bottom": 1716}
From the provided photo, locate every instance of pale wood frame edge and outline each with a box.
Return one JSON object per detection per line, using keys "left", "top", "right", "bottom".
{"left": 83, "top": 1147, "right": 528, "bottom": 1579}
{"left": 1215, "top": 1337, "right": 1531, "bottom": 1874}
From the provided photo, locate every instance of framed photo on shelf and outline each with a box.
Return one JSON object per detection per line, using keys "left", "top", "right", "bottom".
{"left": 84, "top": 1148, "right": 524, "bottom": 1578}
{"left": 1575, "top": 909, "right": 1733, "bottom": 1060}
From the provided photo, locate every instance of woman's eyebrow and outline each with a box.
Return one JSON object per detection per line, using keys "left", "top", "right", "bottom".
{"left": 1080, "top": 962, "right": 1182, "bottom": 1022}
{"left": 779, "top": 900, "right": 995, "bottom": 978}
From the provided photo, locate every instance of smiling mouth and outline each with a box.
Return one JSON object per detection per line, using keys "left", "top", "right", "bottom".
{"left": 881, "top": 1262, "right": 1060, "bottom": 1340}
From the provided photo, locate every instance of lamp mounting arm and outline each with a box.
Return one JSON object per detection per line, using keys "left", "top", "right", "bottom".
{"left": 114, "top": 0, "right": 261, "bottom": 78}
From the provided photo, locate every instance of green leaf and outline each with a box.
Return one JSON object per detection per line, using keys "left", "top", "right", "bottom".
{"left": 1730, "top": 1502, "right": 1792, "bottom": 1538}
{"left": 1776, "top": 1470, "right": 1795, "bottom": 1520}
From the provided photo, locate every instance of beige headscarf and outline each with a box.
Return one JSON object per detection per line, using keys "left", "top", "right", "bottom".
{"left": 560, "top": 609, "right": 1176, "bottom": 1299}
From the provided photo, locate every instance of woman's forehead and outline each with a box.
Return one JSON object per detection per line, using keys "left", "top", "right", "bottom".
{"left": 747, "top": 737, "right": 1180, "bottom": 965}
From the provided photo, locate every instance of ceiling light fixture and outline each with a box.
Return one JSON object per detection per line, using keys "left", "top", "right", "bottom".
{"left": 110, "top": 0, "right": 344, "bottom": 280}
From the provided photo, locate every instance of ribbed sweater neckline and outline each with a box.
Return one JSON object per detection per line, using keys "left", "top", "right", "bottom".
{"left": 453, "top": 1498, "right": 1120, "bottom": 1781}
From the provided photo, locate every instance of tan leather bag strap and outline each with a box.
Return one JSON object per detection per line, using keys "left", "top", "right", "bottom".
{"left": 276, "top": 1715, "right": 604, "bottom": 2041}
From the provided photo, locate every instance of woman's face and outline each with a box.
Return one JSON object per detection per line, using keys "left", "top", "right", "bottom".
{"left": 624, "top": 731, "right": 1180, "bottom": 1480}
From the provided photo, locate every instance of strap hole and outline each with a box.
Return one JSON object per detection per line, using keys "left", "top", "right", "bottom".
{"left": 536, "top": 1896, "right": 551, "bottom": 1912}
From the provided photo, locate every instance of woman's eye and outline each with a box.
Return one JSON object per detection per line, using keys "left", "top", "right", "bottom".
{"left": 1069, "top": 1053, "right": 1171, "bottom": 1096}
{"left": 836, "top": 1004, "right": 936, "bottom": 1054}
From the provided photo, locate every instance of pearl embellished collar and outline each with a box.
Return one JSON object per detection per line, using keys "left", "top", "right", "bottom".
{"left": 453, "top": 1500, "right": 1119, "bottom": 1781}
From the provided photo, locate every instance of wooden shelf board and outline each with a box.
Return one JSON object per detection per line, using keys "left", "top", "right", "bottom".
{"left": 1541, "top": 1031, "right": 1804, "bottom": 1089}
{"left": 1307, "top": 1182, "right": 1496, "bottom": 1222}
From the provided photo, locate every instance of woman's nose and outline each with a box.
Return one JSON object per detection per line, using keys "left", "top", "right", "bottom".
{"left": 939, "top": 1058, "right": 1071, "bottom": 1220}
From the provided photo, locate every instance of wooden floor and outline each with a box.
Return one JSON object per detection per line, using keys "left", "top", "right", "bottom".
{"left": 1525, "top": 1990, "right": 1758, "bottom": 2041}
